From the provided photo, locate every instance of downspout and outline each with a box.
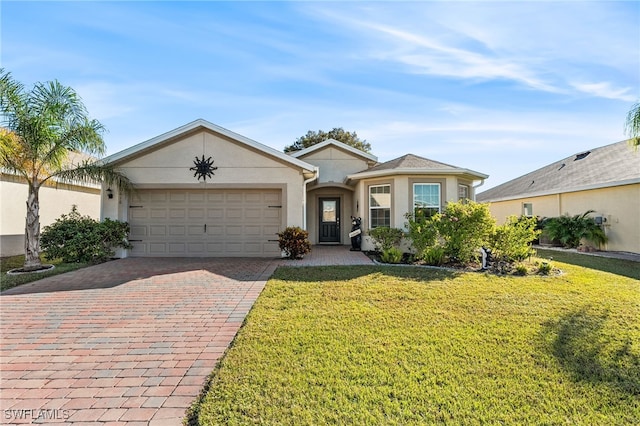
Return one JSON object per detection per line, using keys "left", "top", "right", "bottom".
{"left": 302, "top": 166, "right": 319, "bottom": 230}
{"left": 472, "top": 178, "right": 485, "bottom": 201}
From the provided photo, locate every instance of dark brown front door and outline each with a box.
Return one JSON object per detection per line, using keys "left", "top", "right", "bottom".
{"left": 319, "top": 198, "right": 340, "bottom": 243}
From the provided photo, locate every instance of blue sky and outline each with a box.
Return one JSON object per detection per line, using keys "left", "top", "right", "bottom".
{"left": 2, "top": 1, "right": 638, "bottom": 190}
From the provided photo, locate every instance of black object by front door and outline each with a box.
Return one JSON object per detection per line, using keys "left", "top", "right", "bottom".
{"left": 319, "top": 198, "right": 340, "bottom": 243}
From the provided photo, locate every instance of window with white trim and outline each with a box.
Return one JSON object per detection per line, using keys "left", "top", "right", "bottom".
{"left": 369, "top": 185, "right": 391, "bottom": 228}
{"left": 413, "top": 183, "right": 441, "bottom": 219}
{"left": 522, "top": 203, "right": 533, "bottom": 217}
{"left": 458, "top": 184, "right": 470, "bottom": 202}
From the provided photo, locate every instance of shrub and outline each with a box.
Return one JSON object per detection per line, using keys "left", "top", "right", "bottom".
{"left": 489, "top": 215, "right": 540, "bottom": 262}
{"left": 368, "top": 227, "right": 404, "bottom": 252}
{"left": 404, "top": 212, "right": 439, "bottom": 260}
{"left": 277, "top": 226, "right": 311, "bottom": 259}
{"left": 41, "top": 206, "right": 131, "bottom": 263}
{"left": 537, "top": 260, "right": 553, "bottom": 275}
{"left": 514, "top": 263, "right": 529, "bottom": 276}
{"left": 405, "top": 202, "right": 495, "bottom": 265}
{"left": 542, "top": 210, "right": 607, "bottom": 249}
{"left": 423, "top": 245, "right": 446, "bottom": 266}
{"left": 380, "top": 247, "right": 403, "bottom": 264}
{"left": 435, "top": 201, "right": 495, "bottom": 264}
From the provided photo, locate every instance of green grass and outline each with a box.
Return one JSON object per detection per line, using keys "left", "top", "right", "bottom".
{"left": 536, "top": 248, "right": 640, "bottom": 280}
{"left": 0, "top": 255, "right": 89, "bottom": 292}
{"left": 191, "top": 263, "right": 639, "bottom": 425}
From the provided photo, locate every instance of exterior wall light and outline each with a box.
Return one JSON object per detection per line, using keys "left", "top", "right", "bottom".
{"left": 107, "top": 188, "right": 113, "bottom": 199}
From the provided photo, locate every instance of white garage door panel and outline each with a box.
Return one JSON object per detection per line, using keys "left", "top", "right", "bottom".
{"left": 129, "top": 189, "right": 282, "bottom": 257}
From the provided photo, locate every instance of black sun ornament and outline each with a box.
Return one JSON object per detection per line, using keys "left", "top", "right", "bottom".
{"left": 190, "top": 155, "right": 218, "bottom": 181}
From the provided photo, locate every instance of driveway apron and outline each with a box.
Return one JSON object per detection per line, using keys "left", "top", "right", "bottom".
{"left": 0, "top": 257, "right": 278, "bottom": 425}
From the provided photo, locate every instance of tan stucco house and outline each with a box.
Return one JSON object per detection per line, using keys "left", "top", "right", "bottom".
{"left": 101, "top": 119, "right": 488, "bottom": 257}
{"left": 477, "top": 140, "right": 640, "bottom": 254}
{"left": 1, "top": 155, "right": 101, "bottom": 257}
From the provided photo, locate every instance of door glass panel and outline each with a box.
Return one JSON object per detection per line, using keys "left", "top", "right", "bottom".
{"left": 322, "top": 201, "right": 337, "bottom": 222}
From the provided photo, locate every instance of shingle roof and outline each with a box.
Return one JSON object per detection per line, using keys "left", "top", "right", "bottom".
{"left": 477, "top": 140, "right": 640, "bottom": 202}
{"left": 346, "top": 153, "right": 488, "bottom": 182}
{"left": 364, "top": 154, "right": 458, "bottom": 172}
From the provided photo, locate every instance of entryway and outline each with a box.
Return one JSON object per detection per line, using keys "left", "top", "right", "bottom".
{"left": 318, "top": 197, "right": 340, "bottom": 243}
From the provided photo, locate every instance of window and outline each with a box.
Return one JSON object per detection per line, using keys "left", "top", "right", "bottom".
{"left": 414, "top": 183, "right": 440, "bottom": 219}
{"left": 369, "top": 185, "right": 391, "bottom": 228}
{"left": 458, "top": 184, "right": 470, "bottom": 203}
{"left": 522, "top": 203, "right": 533, "bottom": 217}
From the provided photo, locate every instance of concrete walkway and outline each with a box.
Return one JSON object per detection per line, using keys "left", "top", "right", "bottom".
{"left": 535, "top": 245, "right": 640, "bottom": 262}
{"left": 279, "top": 244, "right": 374, "bottom": 266}
{"left": 0, "top": 247, "right": 372, "bottom": 424}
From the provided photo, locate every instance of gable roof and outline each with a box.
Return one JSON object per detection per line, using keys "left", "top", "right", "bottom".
{"left": 346, "top": 153, "right": 488, "bottom": 182}
{"left": 288, "top": 138, "right": 378, "bottom": 163}
{"left": 101, "top": 119, "right": 317, "bottom": 174}
{"left": 477, "top": 140, "right": 640, "bottom": 202}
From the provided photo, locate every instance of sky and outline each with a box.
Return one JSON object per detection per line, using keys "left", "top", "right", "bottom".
{"left": 1, "top": 1, "right": 639, "bottom": 190}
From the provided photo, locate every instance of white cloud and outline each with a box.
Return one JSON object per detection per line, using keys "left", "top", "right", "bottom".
{"left": 362, "top": 23, "right": 560, "bottom": 93}
{"left": 305, "top": 2, "right": 638, "bottom": 101}
{"left": 570, "top": 81, "right": 636, "bottom": 102}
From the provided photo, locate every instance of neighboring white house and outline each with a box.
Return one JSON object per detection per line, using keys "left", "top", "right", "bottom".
{"left": 1, "top": 157, "right": 101, "bottom": 257}
{"left": 477, "top": 140, "right": 640, "bottom": 254}
{"left": 101, "top": 119, "right": 488, "bottom": 257}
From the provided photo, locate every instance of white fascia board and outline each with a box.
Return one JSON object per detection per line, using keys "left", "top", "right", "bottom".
{"left": 290, "top": 139, "right": 378, "bottom": 162}
{"left": 101, "top": 119, "right": 317, "bottom": 174}
{"left": 346, "top": 168, "right": 489, "bottom": 182}
{"left": 480, "top": 178, "right": 640, "bottom": 203}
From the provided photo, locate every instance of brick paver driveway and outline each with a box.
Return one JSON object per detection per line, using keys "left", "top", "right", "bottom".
{"left": 1, "top": 257, "right": 279, "bottom": 425}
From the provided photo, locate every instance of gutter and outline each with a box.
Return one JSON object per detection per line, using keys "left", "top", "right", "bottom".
{"left": 302, "top": 166, "right": 319, "bottom": 230}
{"left": 473, "top": 178, "right": 485, "bottom": 201}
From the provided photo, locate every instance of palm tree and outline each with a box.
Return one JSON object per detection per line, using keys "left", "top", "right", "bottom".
{"left": 624, "top": 101, "right": 640, "bottom": 148}
{"left": 0, "top": 69, "right": 131, "bottom": 271}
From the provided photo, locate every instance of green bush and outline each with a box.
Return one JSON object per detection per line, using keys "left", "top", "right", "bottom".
{"left": 435, "top": 201, "right": 495, "bottom": 264}
{"left": 278, "top": 226, "right": 311, "bottom": 259}
{"left": 514, "top": 263, "right": 529, "bottom": 276}
{"left": 542, "top": 210, "right": 607, "bottom": 249}
{"left": 537, "top": 260, "right": 553, "bottom": 275}
{"left": 380, "top": 247, "right": 403, "bottom": 264}
{"left": 368, "top": 227, "right": 404, "bottom": 252}
{"left": 405, "top": 202, "right": 495, "bottom": 265}
{"left": 40, "top": 206, "right": 131, "bottom": 263}
{"left": 490, "top": 215, "right": 540, "bottom": 262}
{"left": 404, "top": 212, "right": 439, "bottom": 260}
{"left": 422, "top": 245, "right": 446, "bottom": 266}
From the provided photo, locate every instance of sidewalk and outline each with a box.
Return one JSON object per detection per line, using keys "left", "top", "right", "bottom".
{"left": 535, "top": 246, "right": 640, "bottom": 262}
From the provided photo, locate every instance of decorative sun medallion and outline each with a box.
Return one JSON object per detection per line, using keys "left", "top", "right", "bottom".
{"left": 190, "top": 155, "right": 218, "bottom": 181}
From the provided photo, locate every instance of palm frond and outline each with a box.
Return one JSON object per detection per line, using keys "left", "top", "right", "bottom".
{"left": 0, "top": 69, "right": 28, "bottom": 131}
{"left": 625, "top": 102, "right": 640, "bottom": 149}
{"left": 51, "top": 161, "right": 133, "bottom": 193}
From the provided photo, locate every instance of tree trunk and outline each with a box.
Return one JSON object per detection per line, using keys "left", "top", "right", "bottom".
{"left": 23, "top": 183, "right": 43, "bottom": 271}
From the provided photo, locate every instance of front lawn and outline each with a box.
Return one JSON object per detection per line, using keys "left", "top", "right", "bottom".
{"left": 191, "top": 263, "right": 639, "bottom": 425}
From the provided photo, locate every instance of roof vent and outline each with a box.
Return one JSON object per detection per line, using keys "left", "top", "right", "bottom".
{"left": 558, "top": 163, "right": 565, "bottom": 170}
{"left": 574, "top": 151, "right": 591, "bottom": 161}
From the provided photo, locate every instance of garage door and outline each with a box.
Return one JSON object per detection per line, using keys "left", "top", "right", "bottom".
{"left": 128, "top": 189, "right": 282, "bottom": 257}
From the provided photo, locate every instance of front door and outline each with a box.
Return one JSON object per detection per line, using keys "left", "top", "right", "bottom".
{"left": 319, "top": 198, "right": 340, "bottom": 243}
